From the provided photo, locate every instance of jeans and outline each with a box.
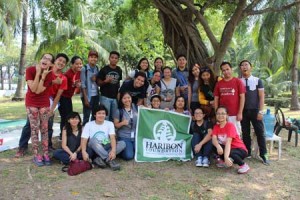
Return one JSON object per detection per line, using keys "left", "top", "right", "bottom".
{"left": 241, "top": 109, "right": 267, "bottom": 156}
{"left": 53, "top": 148, "right": 94, "bottom": 165}
{"left": 18, "top": 116, "right": 53, "bottom": 149}
{"left": 118, "top": 137, "right": 135, "bottom": 160}
{"left": 88, "top": 137, "right": 126, "bottom": 161}
{"left": 100, "top": 96, "right": 117, "bottom": 121}
{"left": 58, "top": 96, "right": 73, "bottom": 136}
{"left": 81, "top": 95, "right": 99, "bottom": 126}
{"left": 191, "top": 133, "right": 212, "bottom": 158}
{"left": 214, "top": 145, "right": 248, "bottom": 166}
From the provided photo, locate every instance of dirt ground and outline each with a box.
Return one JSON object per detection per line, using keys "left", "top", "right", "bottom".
{"left": 1, "top": 132, "right": 300, "bottom": 200}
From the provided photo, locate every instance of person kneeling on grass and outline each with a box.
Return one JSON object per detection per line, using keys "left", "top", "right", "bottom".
{"left": 212, "top": 106, "right": 250, "bottom": 174}
{"left": 81, "top": 104, "right": 126, "bottom": 171}
{"left": 53, "top": 112, "right": 94, "bottom": 165}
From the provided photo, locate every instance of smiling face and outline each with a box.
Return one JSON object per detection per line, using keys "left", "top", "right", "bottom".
{"left": 175, "top": 97, "right": 185, "bottom": 110}
{"left": 152, "top": 71, "right": 161, "bottom": 83}
{"left": 192, "top": 65, "right": 200, "bottom": 78}
{"left": 240, "top": 61, "right": 252, "bottom": 78}
{"left": 55, "top": 56, "right": 67, "bottom": 71}
{"left": 216, "top": 107, "right": 228, "bottom": 123}
{"left": 151, "top": 97, "right": 161, "bottom": 109}
{"left": 194, "top": 108, "right": 205, "bottom": 121}
{"left": 40, "top": 54, "right": 54, "bottom": 70}
{"left": 68, "top": 116, "right": 80, "bottom": 127}
{"left": 140, "top": 60, "right": 149, "bottom": 71}
{"left": 163, "top": 68, "right": 172, "bottom": 79}
{"left": 134, "top": 75, "right": 145, "bottom": 88}
{"left": 177, "top": 56, "right": 187, "bottom": 69}
{"left": 72, "top": 58, "right": 83, "bottom": 72}
{"left": 109, "top": 54, "right": 119, "bottom": 67}
{"left": 122, "top": 93, "right": 132, "bottom": 107}
{"left": 154, "top": 59, "right": 163, "bottom": 70}
{"left": 88, "top": 55, "right": 98, "bottom": 66}
{"left": 95, "top": 110, "right": 106, "bottom": 123}
{"left": 201, "top": 71, "right": 211, "bottom": 84}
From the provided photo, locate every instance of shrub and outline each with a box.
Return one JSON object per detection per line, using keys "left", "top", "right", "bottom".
{"left": 265, "top": 98, "right": 290, "bottom": 108}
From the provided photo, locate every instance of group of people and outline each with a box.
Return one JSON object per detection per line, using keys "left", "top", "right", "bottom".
{"left": 15, "top": 49, "right": 270, "bottom": 174}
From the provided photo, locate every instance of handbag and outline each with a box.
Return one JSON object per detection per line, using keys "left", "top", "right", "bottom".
{"left": 62, "top": 159, "right": 92, "bottom": 176}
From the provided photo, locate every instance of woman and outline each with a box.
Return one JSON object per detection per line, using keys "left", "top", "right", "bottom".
{"left": 128, "top": 57, "right": 151, "bottom": 80}
{"left": 160, "top": 67, "right": 180, "bottom": 109}
{"left": 171, "top": 96, "right": 190, "bottom": 116}
{"left": 114, "top": 92, "right": 138, "bottom": 160}
{"left": 212, "top": 106, "right": 250, "bottom": 174}
{"left": 53, "top": 112, "right": 84, "bottom": 165}
{"left": 188, "top": 64, "right": 201, "bottom": 115}
{"left": 25, "top": 53, "right": 54, "bottom": 166}
{"left": 150, "top": 94, "right": 161, "bottom": 109}
{"left": 199, "top": 66, "right": 221, "bottom": 123}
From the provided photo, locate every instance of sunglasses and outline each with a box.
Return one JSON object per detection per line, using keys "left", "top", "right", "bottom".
{"left": 200, "top": 67, "right": 211, "bottom": 73}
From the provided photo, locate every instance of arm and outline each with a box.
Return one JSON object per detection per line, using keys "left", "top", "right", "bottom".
{"left": 81, "top": 138, "right": 89, "bottom": 161}
{"left": 194, "top": 129, "right": 212, "bottom": 153}
{"left": 237, "top": 93, "right": 245, "bottom": 121}
{"left": 35, "top": 67, "right": 52, "bottom": 94}
{"left": 50, "top": 89, "right": 64, "bottom": 115}
{"left": 257, "top": 89, "right": 265, "bottom": 120}
{"left": 61, "top": 129, "right": 77, "bottom": 161}
{"left": 175, "top": 86, "right": 180, "bottom": 97}
{"left": 224, "top": 137, "right": 233, "bottom": 167}
{"left": 212, "top": 135, "right": 223, "bottom": 155}
{"left": 27, "top": 66, "right": 42, "bottom": 93}
{"left": 108, "top": 134, "right": 117, "bottom": 160}
{"left": 188, "top": 85, "right": 192, "bottom": 110}
{"left": 80, "top": 69, "right": 90, "bottom": 107}
{"left": 198, "top": 90, "right": 210, "bottom": 105}
{"left": 114, "top": 116, "right": 129, "bottom": 129}
{"left": 214, "top": 96, "right": 219, "bottom": 111}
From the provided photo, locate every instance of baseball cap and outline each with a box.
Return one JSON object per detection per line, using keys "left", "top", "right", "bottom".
{"left": 88, "top": 50, "right": 98, "bottom": 58}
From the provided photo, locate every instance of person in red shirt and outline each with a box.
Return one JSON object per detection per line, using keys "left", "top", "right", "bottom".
{"left": 212, "top": 106, "right": 250, "bottom": 174}
{"left": 48, "top": 53, "right": 69, "bottom": 150}
{"left": 25, "top": 53, "right": 54, "bottom": 167}
{"left": 58, "top": 56, "right": 82, "bottom": 139}
{"left": 214, "top": 62, "right": 245, "bottom": 135}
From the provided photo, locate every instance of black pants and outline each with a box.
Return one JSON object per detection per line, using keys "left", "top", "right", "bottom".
{"left": 58, "top": 96, "right": 73, "bottom": 135}
{"left": 241, "top": 109, "right": 267, "bottom": 156}
{"left": 215, "top": 146, "right": 248, "bottom": 166}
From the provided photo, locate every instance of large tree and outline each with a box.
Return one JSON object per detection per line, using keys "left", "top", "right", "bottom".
{"left": 151, "top": 0, "right": 300, "bottom": 72}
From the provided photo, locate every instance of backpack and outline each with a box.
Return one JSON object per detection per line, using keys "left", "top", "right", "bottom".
{"left": 118, "top": 104, "right": 138, "bottom": 122}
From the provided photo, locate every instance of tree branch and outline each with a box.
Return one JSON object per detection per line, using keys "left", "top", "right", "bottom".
{"left": 248, "top": 0, "right": 300, "bottom": 16}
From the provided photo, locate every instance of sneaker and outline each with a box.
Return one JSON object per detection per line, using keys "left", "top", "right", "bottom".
{"left": 202, "top": 157, "right": 210, "bottom": 167}
{"left": 216, "top": 158, "right": 226, "bottom": 168}
{"left": 246, "top": 154, "right": 252, "bottom": 159}
{"left": 237, "top": 163, "right": 250, "bottom": 174}
{"left": 93, "top": 157, "right": 107, "bottom": 168}
{"left": 33, "top": 155, "right": 44, "bottom": 167}
{"left": 260, "top": 154, "right": 270, "bottom": 166}
{"left": 106, "top": 159, "right": 120, "bottom": 171}
{"left": 15, "top": 148, "right": 26, "bottom": 158}
{"left": 43, "top": 155, "right": 51, "bottom": 166}
{"left": 195, "top": 156, "right": 203, "bottom": 167}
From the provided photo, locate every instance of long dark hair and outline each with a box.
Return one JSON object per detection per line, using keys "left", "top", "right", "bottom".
{"left": 173, "top": 96, "right": 187, "bottom": 110}
{"left": 199, "top": 66, "right": 217, "bottom": 90}
{"left": 188, "top": 64, "right": 200, "bottom": 84}
{"left": 65, "top": 112, "right": 82, "bottom": 137}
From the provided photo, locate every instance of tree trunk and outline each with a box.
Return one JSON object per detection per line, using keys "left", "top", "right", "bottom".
{"left": 8, "top": 65, "right": 11, "bottom": 90}
{"left": 13, "top": 0, "right": 28, "bottom": 101}
{"left": 290, "top": 4, "right": 300, "bottom": 110}
{"left": 152, "top": 0, "right": 210, "bottom": 69}
{"left": 0, "top": 66, "right": 3, "bottom": 90}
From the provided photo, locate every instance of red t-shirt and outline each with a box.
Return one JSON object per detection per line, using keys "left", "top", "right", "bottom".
{"left": 212, "top": 122, "right": 247, "bottom": 152}
{"left": 62, "top": 68, "right": 81, "bottom": 98}
{"left": 49, "top": 72, "right": 68, "bottom": 98}
{"left": 25, "top": 66, "right": 53, "bottom": 107}
{"left": 213, "top": 77, "right": 245, "bottom": 116}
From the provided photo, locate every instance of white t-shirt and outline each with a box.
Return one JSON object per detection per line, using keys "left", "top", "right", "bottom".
{"left": 82, "top": 120, "right": 115, "bottom": 143}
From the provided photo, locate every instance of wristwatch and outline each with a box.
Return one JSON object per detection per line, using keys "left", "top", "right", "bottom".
{"left": 258, "top": 110, "right": 264, "bottom": 115}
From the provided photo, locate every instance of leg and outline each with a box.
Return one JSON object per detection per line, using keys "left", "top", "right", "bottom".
{"left": 88, "top": 137, "right": 109, "bottom": 160}
{"left": 201, "top": 139, "right": 213, "bottom": 157}
{"left": 18, "top": 117, "right": 31, "bottom": 150}
{"left": 229, "top": 148, "right": 248, "bottom": 166}
{"left": 81, "top": 97, "right": 91, "bottom": 126}
{"left": 191, "top": 133, "right": 202, "bottom": 157}
{"left": 241, "top": 110, "right": 252, "bottom": 156}
{"left": 48, "top": 114, "right": 54, "bottom": 148}
{"left": 251, "top": 115, "right": 267, "bottom": 157}
{"left": 39, "top": 107, "right": 50, "bottom": 156}
{"left": 90, "top": 96, "right": 99, "bottom": 121}
{"left": 58, "top": 96, "right": 73, "bottom": 136}
{"left": 110, "top": 99, "right": 118, "bottom": 122}
{"left": 119, "top": 137, "right": 134, "bottom": 160}
{"left": 100, "top": 96, "right": 111, "bottom": 121}
{"left": 53, "top": 149, "right": 70, "bottom": 164}
{"left": 27, "top": 107, "right": 40, "bottom": 156}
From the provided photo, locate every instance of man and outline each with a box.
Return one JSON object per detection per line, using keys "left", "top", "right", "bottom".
{"left": 97, "top": 51, "right": 122, "bottom": 121}
{"left": 214, "top": 61, "right": 245, "bottom": 135}
{"left": 172, "top": 55, "right": 189, "bottom": 102}
{"left": 118, "top": 71, "right": 147, "bottom": 105}
{"left": 81, "top": 50, "right": 100, "bottom": 125}
{"left": 81, "top": 104, "right": 125, "bottom": 171}
{"left": 239, "top": 60, "right": 269, "bottom": 165}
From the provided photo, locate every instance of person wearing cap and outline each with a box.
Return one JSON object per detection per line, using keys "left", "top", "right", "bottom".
{"left": 81, "top": 50, "right": 100, "bottom": 125}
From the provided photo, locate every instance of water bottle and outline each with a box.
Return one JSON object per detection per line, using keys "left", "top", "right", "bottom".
{"left": 263, "top": 109, "right": 275, "bottom": 138}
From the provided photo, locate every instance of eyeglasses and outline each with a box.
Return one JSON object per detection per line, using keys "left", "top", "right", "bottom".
{"left": 194, "top": 112, "right": 204, "bottom": 115}
{"left": 216, "top": 112, "right": 227, "bottom": 116}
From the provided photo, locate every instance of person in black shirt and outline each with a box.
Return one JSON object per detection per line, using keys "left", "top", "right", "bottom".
{"left": 97, "top": 51, "right": 122, "bottom": 121}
